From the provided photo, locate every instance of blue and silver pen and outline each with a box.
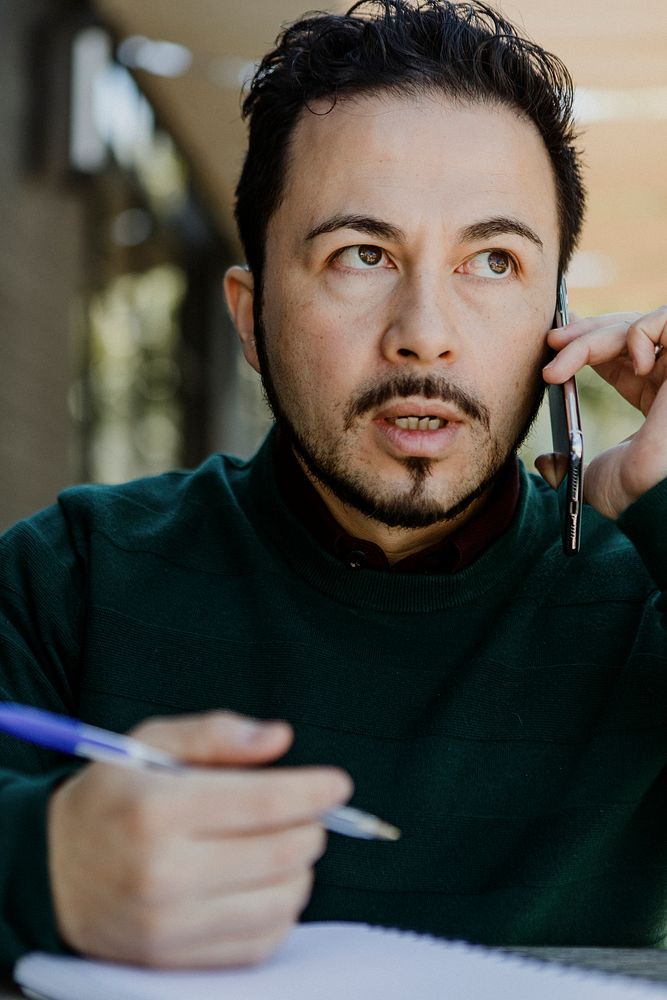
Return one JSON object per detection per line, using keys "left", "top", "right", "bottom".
{"left": 0, "top": 702, "right": 400, "bottom": 841}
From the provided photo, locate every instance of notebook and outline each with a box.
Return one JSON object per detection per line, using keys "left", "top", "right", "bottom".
{"left": 14, "top": 921, "right": 667, "bottom": 1000}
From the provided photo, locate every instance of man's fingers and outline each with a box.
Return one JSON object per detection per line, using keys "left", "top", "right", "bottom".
{"left": 192, "top": 823, "right": 328, "bottom": 894}
{"left": 179, "top": 869, "right": 314, "bottom": 943}
{"left": 627, "top": 306, "right": 667, "bottom": 375}
{"left": 543, "top": 324, "right": 629, "bottom": 381}
{"left": 133, "top": 823, "right": 328, "bottom": 901}
{"left": 115, "top": 763, "right": 353, "bottom": 839}
{"left": 131, "top": 710, "right": 293, "bottom": 765}
{"left": 546, "top": 307, "right": 667, "bottom": 381}
{"left": 99, "top": 871, "right": 313, "bottom": 968}
{"left": 146, "top": 924, "right": 291, "bottom": 970}
{"left": 547, "top": 311, "right": 640, "bottom": 345}
{"left": 185, "top": 765, "right": 353, "bottom": 834}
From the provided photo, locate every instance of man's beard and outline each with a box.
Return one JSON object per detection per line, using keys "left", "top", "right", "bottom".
{"left": 252, "top": 304, "right": 546, "bottom": 530}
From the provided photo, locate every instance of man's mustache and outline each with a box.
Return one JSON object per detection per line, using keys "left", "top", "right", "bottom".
{"left": 343, "top": 373, "right": 491, "bottom": 431}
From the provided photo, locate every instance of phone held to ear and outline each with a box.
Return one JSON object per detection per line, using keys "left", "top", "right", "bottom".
{"left": 547, "top": 277, "right": 583, "bottom": 555}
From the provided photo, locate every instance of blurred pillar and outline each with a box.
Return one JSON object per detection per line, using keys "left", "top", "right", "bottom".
{"left": 0, "top": 0, "right": 88, "bottom": 530}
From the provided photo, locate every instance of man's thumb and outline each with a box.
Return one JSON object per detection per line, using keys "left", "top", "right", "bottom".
{"left": 535, "top": 452, "right": 568, "bottom": 491}
{"left": 129, "top": 710, "right": 293, "bottom": 766}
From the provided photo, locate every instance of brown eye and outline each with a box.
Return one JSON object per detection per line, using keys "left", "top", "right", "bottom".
{"left": 457, "top": 249, "right": 516, "bottom": 280}
{"left": 332, "top": 244, "right": 394, "bottom": 271}
{"left": 357, "top": 245, "right": 383, "bottom": 266}
{"left": 487, "top": 251, "right": 510, "bottom": 274}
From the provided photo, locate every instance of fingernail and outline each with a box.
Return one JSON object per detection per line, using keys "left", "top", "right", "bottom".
{"left": 238, "top": 718, "right": 268, "bottom": 742}
{"left": 239, "top": 718, "right": 287, "bottom": 744}
{"left": 338, "top": 772, "right": 354, "bottom": 800}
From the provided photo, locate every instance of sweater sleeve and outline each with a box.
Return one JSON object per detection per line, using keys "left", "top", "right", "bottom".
{"left": 616, "top": 475, "right": 667, "bottom": 601}
{"left": 0, "top": 768, "right": 76, "bottom": 966}
{"left": 0, "top": 503, "right": 85, "bottom": 969}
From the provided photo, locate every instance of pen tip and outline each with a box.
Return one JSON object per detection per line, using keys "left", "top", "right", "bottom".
{"left": 378, "top": 822, "right": 401, "bottom": 841}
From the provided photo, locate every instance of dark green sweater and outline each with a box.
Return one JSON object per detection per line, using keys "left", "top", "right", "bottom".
{"left": 1, "top": 429, "right": 667, "bottom": 968}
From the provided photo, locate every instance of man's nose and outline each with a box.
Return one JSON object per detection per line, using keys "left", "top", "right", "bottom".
{"left": 380, "top": 272, "right": 461, "bottom": 364}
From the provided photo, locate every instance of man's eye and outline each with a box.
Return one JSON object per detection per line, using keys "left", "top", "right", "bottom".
{"left": 333, "top": 245, "right": 391, "bottom": 269}
{"left": 460, "top": 250, "right": 515, "bottom": 279}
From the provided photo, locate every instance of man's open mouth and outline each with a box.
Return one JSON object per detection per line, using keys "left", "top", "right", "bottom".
{"left": 385, "top": 416, "right": 448, "bottom": 430}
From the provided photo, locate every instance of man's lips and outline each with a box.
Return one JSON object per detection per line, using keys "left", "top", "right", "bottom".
{"left": 374, "top": 399, "right": 465, "bottom": 426}
{"left": 371, "top": 399, "right": 465, "bottom": 457}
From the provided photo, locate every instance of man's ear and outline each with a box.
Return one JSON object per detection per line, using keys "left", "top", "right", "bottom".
{"left": 223, "top": 265, "right": 259, "bottom": 373}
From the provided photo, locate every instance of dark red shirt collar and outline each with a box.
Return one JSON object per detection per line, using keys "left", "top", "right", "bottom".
{"left": 274, "top": 430, "right": 520, "bottom": 573}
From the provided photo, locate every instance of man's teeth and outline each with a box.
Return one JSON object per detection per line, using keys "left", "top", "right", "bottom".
{"left": 391, "top": 416, "right": 447, "bottom": 430}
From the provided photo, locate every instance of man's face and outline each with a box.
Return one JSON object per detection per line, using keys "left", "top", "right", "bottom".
{"left": 252, "top": 92, "right": 560, "bottom": 529}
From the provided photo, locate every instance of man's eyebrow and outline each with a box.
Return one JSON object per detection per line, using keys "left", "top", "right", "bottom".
{"left": 457, "top": 217, "right": 544, "bottom": 252}
{"left": 304, "top": 213, "right": 544, "bottom": 252}
{"left": 304, "top": 214, "right": 406, "bottom": 244}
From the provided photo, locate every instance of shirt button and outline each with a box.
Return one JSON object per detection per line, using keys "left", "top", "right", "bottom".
{"left": 347, "top": 550, "right": 367, "bottom": 569}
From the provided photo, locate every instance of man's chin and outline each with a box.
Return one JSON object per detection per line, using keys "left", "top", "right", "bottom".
{"left": 296, "top": 446, "right": 497, "bottom": 531}
{"left": 345, "top": 482, "right": 495, "bottom": 530}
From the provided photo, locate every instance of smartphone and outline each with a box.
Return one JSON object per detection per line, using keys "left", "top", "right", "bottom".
{"left": 547, "top": 277, "right": 583, "bottom": 555}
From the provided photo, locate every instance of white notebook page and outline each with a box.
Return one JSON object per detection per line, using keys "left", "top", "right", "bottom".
{"left": 14, "top": 922, "right": 667, "bottom": 1000}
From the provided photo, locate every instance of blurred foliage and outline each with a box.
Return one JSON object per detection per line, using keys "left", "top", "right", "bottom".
{"left": 84, "top": 265, "right": 186, "bottom": 483}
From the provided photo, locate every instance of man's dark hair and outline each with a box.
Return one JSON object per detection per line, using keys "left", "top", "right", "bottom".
{"left": 234, "top": 0, "right": 585, "bottom": 293}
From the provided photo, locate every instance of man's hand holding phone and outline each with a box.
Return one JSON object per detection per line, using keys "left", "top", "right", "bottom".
{"left": 542, "top": 304, "right": 667, "bottom": 521}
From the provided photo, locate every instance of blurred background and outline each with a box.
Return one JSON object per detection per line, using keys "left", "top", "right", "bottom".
{"left": 1, "top": 0, "right": 665, "bottom": 530}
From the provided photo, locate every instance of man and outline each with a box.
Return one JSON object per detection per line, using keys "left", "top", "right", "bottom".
{"left": 1, "top": 0, "right": 667, "bottom": 972}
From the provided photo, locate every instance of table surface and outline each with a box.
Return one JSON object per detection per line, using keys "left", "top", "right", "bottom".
{"left": 3, "top": 946, "right": 667, "bottom": 997}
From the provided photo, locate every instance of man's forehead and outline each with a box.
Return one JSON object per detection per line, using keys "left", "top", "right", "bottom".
{"left": 278, "top": 91, "right": 559, "bottom": 243}
{"left": 289, "top": 89, "right": 544, "bottom": 164}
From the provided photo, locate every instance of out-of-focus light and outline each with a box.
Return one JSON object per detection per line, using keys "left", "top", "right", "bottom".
{"left": 566, "top": 251, "right": 617, "bottom": 289}
{"left": 93, "top": 64, "right": 154, "bottom": 169}
{"left": 70, "top": 27, "right": 112, "bottom": 172}
{"left": 117, "top": 36, "right": 193, "bottom": 78}
{"left": 110, "top": 208, "right": 153, "bottom": 247}
{"left": 574, "top": 87, "right": 667, "bottom": 124}
{"left": 206, "top": 55, "right": 258, "bottom": 89}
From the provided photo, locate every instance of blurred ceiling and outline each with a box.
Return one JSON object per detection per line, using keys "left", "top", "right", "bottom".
{"left": 92, "top": 0, "right": 667, "bottom": 311}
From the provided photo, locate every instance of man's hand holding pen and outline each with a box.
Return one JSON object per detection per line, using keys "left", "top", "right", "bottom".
{"left": 48, "top": 711, "right": 352, "bottom": 968}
